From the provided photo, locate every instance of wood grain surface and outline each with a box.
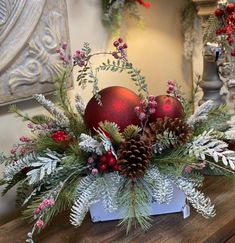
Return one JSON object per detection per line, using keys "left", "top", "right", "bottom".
{"left": 0, "top": 176, "right": 235, "bottom": 243}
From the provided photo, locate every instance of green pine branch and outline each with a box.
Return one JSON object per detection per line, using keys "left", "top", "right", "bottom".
{"left": 118, "top": 179, "right": 152, "bottom": 233}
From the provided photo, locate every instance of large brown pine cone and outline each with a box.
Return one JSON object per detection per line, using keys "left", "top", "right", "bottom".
{"left": 117, "top": 135, "right": 152, "bottom": 180}
{"left": 144, "top": 117, "right": 192, "bottom": 146}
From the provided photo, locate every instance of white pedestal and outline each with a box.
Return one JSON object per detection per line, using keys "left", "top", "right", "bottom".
{"left": 90, "top": 185, "right": 187, "bottom": 222}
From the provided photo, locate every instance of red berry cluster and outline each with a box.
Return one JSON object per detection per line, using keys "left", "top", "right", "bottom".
{"left": 73, "top": 50, "right": 87, "bottom": 67}
{"left": 215, "top": 3, "right": 235, "bottom": 56}
{"left": 135, "top": 95, "right": 157, "bottom": 122}
{"left": 112, "top": 38, "right": 128, "bottom": 60}
{"left": 51, "top": 131, "right": 70, "bottom": 142}
{"left": 56, "top": 42, "right": 71, "bottom": 66}
{"left": 98, "top": 151, "right": 120, "bottom": 172}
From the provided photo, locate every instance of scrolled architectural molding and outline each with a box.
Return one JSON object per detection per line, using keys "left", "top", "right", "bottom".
{"left": 0, "top": 0, "right": 71, "bottom": 106}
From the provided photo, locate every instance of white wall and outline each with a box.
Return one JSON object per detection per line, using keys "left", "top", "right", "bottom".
{"left": 0, "top": 0, "right": 192, "bottom": 223}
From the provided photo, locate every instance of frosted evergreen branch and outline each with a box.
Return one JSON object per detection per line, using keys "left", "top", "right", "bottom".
{"left": 79, "top": 133, "right": 104, "bottom": 155}
{"left": 144, "top": 166, "right": 173, "bottom": 204}
{"left": 187, "top": 100, "right": 214, "bottom": 126}
{"left": 4, "top": 153, "right": 37, "bottom": 181}
{"left": 75, "top": 94, "right": 86, "bottom": 115}
{"left": 25, "top": 150, "right": 63, "bottom": 185}
{"left": 153, "top": 130, "right": 178, "bottom": 154}
{"left": 173, "top": 177, "right": 216, "bottom": 218}
{"left": 186, "top": 130, "right": 235, "bottom": 170}
{"left": 70, "top": 175, "right": 102, "bottom": 227}
{"left": 33, "top": 94, "right": 69, "bottom": 127}
{"left": 100, "top": 172, "right": 123, "bottom": 212}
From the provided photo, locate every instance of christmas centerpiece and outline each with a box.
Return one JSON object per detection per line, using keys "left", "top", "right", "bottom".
{"left": 1, "top": 38, "right": 235, "bottom": 243}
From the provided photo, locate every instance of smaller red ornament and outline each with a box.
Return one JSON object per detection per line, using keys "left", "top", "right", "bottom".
{"left": 149, "top": 95, "right": 184, "bottom": 122}
{"left": 98, "top": 163, "right": 108, "bottom": 172}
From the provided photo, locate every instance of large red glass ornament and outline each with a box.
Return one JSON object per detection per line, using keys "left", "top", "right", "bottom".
{"left": 84, "top": 86, "right": 141, "bottom": 132}
{"left": 149, "top": 95, "right": 184, "bottom": 122}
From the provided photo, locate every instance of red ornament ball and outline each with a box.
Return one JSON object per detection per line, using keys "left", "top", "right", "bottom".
{"left": 84, "top": 86, "right": 141, "bottom": 131}
{"left": 149, "top": 95, "right": 184, "bottom": 122}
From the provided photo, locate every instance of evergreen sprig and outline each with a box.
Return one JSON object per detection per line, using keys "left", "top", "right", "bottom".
{"left": 98, "top": 60, "right": 149, "bottom": 95}
{"left": 118, "top": 178, "right": 152, "bottom": 233}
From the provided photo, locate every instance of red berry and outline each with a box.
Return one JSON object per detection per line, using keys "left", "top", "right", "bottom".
{"left": 215, "top": 8, "right": 224, "bottom": 17}
{"left": 98, "top": 163, "right": 108, "bottom": 172}
{"left": 118, "top": 38, "right": 123, "bottom": 43}
{"left": 99, "top": 155, "right": 107, "bottom": 163}
{"left": 113, "top": 41, "right": 119, "bottom": 47}
{"left": 113, "top": 164, "right": 120, "bottom": 171}
{"left": 226, "top": 3, "right": 235, "bottom": 13}
{"left": 123, "top": 43, "right": 128, "bottom": 49}
{"left": 108, "top": 157, "right": 117, "bottom": 167}
{"left": 106, "top": 151, "right": 113, "bottom": 158}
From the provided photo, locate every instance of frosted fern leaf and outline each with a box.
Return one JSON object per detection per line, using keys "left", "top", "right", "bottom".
{"left": 174, "top": 177, "right": 215, "bottom": 218}
{"left": 25, "top": 150, "right": 63, "bottom": 185}
{"left": 144, "top": 166, "right": 173, "bottom": 204}
{"left": 187, "top": 100, "right": 214, "bottom": 126}
{"left": 4, "top": 153, "right": 37, "bottom": 181}
{"left": 186, "top": 130, "right": 235, "bottom": 170}
{"left": 70, "top": 175, "right": 102, "bottom": 227}
{"left": 100, "top": 172, "right": 123, "bottom": 212}
{"left": 79, "top": 133, "right": 104, "bottom": 155}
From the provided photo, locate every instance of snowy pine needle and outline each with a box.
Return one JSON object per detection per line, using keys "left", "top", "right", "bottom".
{"left": 187, "top": 100, "right": 214, "bottom": 126}
{"left": 34, "top": 94, "right": 69, "bottom": 127}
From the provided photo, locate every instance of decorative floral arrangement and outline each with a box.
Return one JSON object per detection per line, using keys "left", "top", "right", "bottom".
{"left": 102, "top": 0, "right": 152, "bottom": 34}
{"left": 214, "top": 1, "right": 235, "bottom": 56}
{"left": 1, "top": 38, "right": 235, "bottom": 243}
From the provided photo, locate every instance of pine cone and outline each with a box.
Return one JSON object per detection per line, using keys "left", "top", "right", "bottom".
{"left": 117, "top": 135, "right": 152, "bottom": 180}
{"left": 144, "top": 117, "right": 192, "bottom": 147}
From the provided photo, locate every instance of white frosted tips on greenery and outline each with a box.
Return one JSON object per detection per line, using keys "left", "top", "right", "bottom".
{"left": 79, "top": 133, "right": 104, "bottom": 155}
{"left": 187, "top": 100, "right": 214, "bottom": 126}
{"left": 4, "top": 153, "right": 37, "bottom": 181}
{"left": 33, "top": 94, "right": 69, "bottom": 127}
{"left": 186, "top": 130, "right": 235, "bottom": 171}
{"left": 99, "top": 172, "right": 123, "bottom": 212}
{"left": 75, "top": 94, "right": 86, "bottom": 115}
{"left": 144, "top": 166, "right": 173, "bottom": 204}
{"left": 70, "top": 175, "right": 102, "bottom": 227}
{"left": 25, "top": 150, "right": 63, "bottom": 185}
{"left": 174, "top": 177, "right": 216, "bottom": 218}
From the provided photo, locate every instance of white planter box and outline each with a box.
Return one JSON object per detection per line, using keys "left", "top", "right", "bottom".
{"left": 90, "top": 185, "right": 188, "bottom": 222}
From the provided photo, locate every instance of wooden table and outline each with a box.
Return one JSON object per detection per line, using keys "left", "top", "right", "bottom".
{"left": 0, "top": 176, "right": 235, "bottom": 243}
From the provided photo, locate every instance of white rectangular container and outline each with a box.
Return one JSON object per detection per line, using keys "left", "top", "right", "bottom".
{"left": 90, "top": 185, "right": 187, "bottom": 222}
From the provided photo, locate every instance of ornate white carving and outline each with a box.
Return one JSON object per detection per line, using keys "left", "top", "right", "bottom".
{"left": 0, "top": 0, "right": 71, "bottom": 106}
